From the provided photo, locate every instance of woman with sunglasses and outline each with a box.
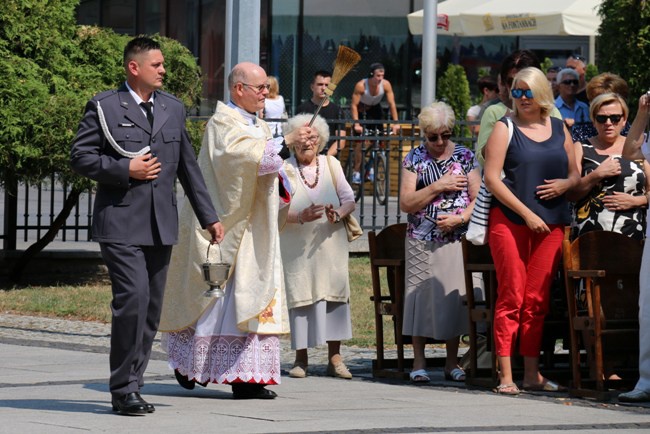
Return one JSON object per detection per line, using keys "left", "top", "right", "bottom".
{"left": 484, "top": 67, "right": 579, "bottom": 395}
{"left": 566, "top": 93, "right": 649, "bottom": 384}
{"left": 568, "top": 92, "right": 649, "bottom": 241}
{"left": 400, "top": 101, "right": 481, "bottom": 383}
{"left": 571, "top": 73, "right": 630, "bottom": 143}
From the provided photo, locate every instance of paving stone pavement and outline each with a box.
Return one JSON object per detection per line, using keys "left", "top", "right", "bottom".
{"left": 0, "top": 313, "right": 445, "bottom": 376}
{"left": 2, "top": 312, "right": 650, "bottom": 434}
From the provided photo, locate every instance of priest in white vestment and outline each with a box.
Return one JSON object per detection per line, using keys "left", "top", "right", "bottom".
{"left": 159, "top": 62, "right": 317, "bottom": 399}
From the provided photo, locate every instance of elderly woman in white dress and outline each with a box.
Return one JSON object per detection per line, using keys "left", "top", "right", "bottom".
{"left": 280, "top": 114, "right": 356, "bottom": 379}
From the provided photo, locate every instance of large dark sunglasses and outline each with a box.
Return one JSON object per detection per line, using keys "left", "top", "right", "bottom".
{"left": 426, "top": 132, "right": 452, "bottom": 142}
{"left": 561, "top": 79, "right": 579, "bottom": 86}
{"left": 595, "top": 114, "right": 623, "bottom": 124}
{"left": 570, "top": 53, "right": 587, "bottom": 62}
{"left": 511, "top": 88, "right": 534, "bottom": 99}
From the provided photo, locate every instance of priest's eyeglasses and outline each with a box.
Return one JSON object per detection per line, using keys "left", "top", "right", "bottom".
{"left": 241, "top": 83, "right": 271, "bottom": 93}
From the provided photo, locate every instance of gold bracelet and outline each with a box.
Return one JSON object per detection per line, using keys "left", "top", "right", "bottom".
{"left": 460, "top": 215, "right": 465, "bottom": 225}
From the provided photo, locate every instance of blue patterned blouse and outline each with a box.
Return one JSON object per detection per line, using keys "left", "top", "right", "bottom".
{"left": 403, "top": 142, "right": 477, "bottom": 243}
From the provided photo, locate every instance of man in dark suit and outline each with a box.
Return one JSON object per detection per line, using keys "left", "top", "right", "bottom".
{"left": 70, "top": 36, "right": 223, "bottom": 416}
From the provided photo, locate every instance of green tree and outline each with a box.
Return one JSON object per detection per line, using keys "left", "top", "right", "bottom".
{"left": 598, "top": 0, "right": 650, "bottom": 115}
{"left": 1, "top": 0, "right": 203, "bottom": 281}
{"left": 437, "top": 64, "right": 471, "bottom": 138}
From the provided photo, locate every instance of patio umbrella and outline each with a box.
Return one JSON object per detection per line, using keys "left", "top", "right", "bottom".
{"left": 407, "top": 0, "right": 602, "bottom": 37}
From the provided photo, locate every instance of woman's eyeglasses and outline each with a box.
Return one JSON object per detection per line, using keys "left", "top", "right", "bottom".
{"left": 426, "top": 132, "right": 452, "bottom": 142}
{"left": 561, "top": 79, "right": 579, "bottom": 86}
{"left": 595, "top": 114, "right": 623, "bottom": 124}
{"left": 241, "top": 83, "right": 271, "bottom": 93}
{"left": 511, "top": 88, "right": 534, "bottom": 99}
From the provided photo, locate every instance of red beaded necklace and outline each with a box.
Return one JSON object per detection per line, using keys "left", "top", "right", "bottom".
{"left": 298, "top": 158, "right": 320, "bottom": 189}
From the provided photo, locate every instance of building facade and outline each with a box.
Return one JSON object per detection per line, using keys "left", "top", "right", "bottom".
{"left": 76, "top": 0, "right": 590, "bottom": 117}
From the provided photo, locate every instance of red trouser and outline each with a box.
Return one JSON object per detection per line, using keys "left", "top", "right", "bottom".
{"left": 488, "top": 207, "right": 564, "bottom": 357}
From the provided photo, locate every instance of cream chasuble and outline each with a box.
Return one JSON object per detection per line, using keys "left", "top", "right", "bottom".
{"left": 160, "top": 102, "right": 289, "bottom": 334}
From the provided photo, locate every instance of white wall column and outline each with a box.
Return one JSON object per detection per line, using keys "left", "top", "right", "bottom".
{"left": 224, "top": 0, "right": 261, "bottom": 102}
{"left": 420, "top": 0, "right": 438, "bottom": 108}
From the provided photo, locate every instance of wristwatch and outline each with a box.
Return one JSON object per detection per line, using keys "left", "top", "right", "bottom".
{"left": 333, "top": 211, "right": 341, "bottom": 223}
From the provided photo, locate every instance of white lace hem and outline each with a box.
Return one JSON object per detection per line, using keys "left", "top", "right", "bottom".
{"left": 163, "top": 330, "right": 281, "bottom": 385}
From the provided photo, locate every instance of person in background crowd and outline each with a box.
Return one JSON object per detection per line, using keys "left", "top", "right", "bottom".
{"left": 484, "top": 67, "right": 579, "bottom": 395}
{"left": 566, "top": 53, "right": 589, "bottom": 103}
{"left": 263, "top": 75, "right": 287, "bottom": 137}
{"left": 619, "top": 91, "right": 650, "bottom": 403}
{"left": 296, "top": 70, "right": 347, "bottom": 157}
{"left": 70, "top": 36, "right": 224, "bottom": 416}
{"left": 280, "top": 113, "right": 356, "bottom": 380}
{"left": 350, "top": 63, "right": 400, "bottom": 184}
{"left": 546, "top": 66, "right": 561, "bottom": 99}
{"left": 572, "top": 72, "right": 630, "bottom": 143}
{"left": 159, "top": 61, "right": 315, "bottom": 400}
{"left": 400, "top": 101, "right": 480, "bottom": 384}
{"left": 466, "top": 75, "right": 499, "bottom": 135}
{"left": 555, "top": 68, "right": 590, "bottom": 132}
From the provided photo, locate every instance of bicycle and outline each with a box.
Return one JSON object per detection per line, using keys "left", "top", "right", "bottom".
{"left": 345, "top": 127, "right": 392, "bottom": 205}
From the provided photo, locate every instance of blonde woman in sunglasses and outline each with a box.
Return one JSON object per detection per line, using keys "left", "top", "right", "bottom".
{"left": 484, "top": 67, "right": 579, "bottom": 395}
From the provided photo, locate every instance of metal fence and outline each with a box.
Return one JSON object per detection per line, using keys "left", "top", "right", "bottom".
{"left": 0, "top": 119, "right": 478, "bottom": 251}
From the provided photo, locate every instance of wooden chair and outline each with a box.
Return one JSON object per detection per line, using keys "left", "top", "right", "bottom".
{"left": 461, "top": 236, "right": 498, "bottom": 387}
{"left": 368, "top": 223, "right": 408, "bottom": 378}
{"left": 563, "top": 231, "right": 642, "bottom": 400}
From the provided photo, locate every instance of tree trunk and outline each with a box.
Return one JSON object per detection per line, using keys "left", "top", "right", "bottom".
{"left": 9, "top": 187, "right": 84, "bottom": 283}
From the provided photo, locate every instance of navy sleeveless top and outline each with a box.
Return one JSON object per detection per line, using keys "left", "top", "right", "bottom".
{"left": 495, "top": 116, "right": 571, "bottom": 225}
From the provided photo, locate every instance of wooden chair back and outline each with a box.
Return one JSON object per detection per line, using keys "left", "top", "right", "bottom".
{"left": 368, "top": 223, "right": 407, "bottom": 378}
{"left": 563, "top": 230, "right": 642, "bottom": 400}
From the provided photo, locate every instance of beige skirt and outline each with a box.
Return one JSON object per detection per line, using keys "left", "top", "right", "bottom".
{"left": 402, "top": 237, "right": 469, "bottom": 340}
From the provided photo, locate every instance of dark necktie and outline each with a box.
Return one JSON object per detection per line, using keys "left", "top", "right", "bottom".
{"left": 140, "top": 101, "right": 154, "bottom": 127}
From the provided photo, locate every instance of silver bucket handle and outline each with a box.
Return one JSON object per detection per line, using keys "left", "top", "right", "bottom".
{"left": 206, "top": 243, "right": 223, "bottom": 263}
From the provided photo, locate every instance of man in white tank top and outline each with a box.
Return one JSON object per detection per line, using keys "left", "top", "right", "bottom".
{"left": 349, "top": 63, "right": 400, "bottom": 183}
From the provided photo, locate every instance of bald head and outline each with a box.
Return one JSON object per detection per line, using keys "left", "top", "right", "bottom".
{"left": 228, "top": 62, "right": 269, "bottom": 113}
{"left": 228, "top": 62, "right": 266, "bottom": 89}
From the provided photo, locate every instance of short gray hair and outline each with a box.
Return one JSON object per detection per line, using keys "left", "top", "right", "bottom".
{"left": 418, "top": 101, "right": 455, "bottom": 135}
{"left": 284, "top": 113, "right": 330, "bottom": 153}
{"left": 557, "top": 68, "right": 579, "bottom": 83}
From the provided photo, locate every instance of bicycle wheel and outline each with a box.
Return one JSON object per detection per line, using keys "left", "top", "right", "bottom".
{"left": 374, "top": 152, "right": 388, "bottom": 205}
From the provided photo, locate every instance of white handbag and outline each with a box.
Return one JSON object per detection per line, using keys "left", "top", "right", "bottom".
{"left": 466, "top": 118, "right": 513, "bottom": 246}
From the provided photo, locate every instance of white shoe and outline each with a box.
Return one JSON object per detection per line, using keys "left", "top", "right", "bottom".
{"left": 352, "top": 172, "right": 361, "bottom": 184}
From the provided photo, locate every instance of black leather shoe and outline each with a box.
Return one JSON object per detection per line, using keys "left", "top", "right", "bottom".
{"left": 111, "top": 392, "right": 148, "bottom": 416}
{"left": 174, "top": 369, "right": 195, "bottom": 390}
{"left": 619, "top": 389, "right": 650, "bottom": 403}
{"left": 231, "top": 384, "right": 277, "bottom": 400}
{"left": 135, "top": 392, "right": 155, "bottom": 413}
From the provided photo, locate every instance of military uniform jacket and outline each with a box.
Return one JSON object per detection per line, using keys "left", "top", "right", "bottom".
{"left": 70, "top": 85, "right": 217, "bottom": 245}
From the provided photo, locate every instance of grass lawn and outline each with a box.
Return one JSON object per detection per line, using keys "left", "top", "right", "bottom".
{"left": 0, "top": 255, "right": 397, "bottom": 348}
